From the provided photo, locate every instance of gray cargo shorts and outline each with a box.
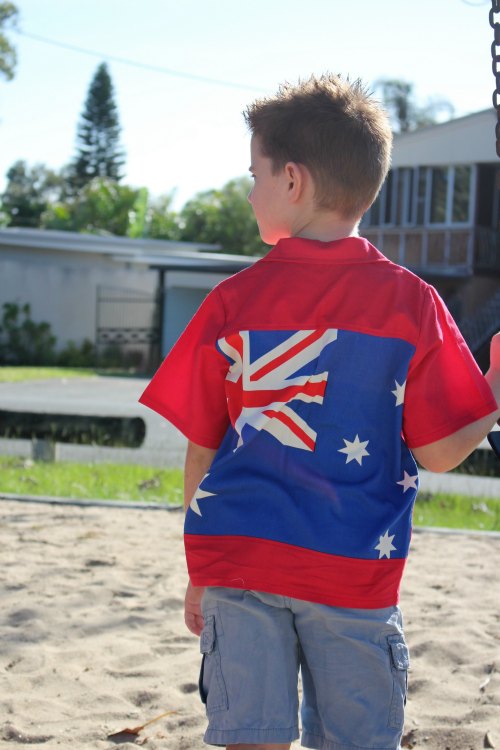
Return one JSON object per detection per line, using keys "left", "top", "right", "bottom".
{"left": 198, "top": 587, "right": 409, "bottom": 750}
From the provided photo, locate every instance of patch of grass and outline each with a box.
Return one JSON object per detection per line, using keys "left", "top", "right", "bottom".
{"left": 0, "top": 455, "right": 498, "bottom": 528}
{"left": 0, "top": 367, "right": 97, "bottom": 383}
{"left": 0, "top": 456, "right": 183, "bottom": 506}
{"left": 414, "top": 491, "right": 500, "bottom": 532}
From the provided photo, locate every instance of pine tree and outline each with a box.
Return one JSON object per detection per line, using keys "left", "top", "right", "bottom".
{"left": 0, "top": 2, "right": 18, "bottom": 82}
{"left": 71, "top": 62, "right": 125, "bottom": 190}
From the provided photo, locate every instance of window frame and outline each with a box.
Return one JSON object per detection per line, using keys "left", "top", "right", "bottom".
{"left": 362, "top": 164, "right": 475, "bottom": 229}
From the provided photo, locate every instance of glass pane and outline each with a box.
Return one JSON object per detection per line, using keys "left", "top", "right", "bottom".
{"left": 452, "top": 166, "right": 471, "bottom": 223}
{"left": 405, "top": 169, "right": 414, "bottom": 225}
{"left": 398, "top": 168, "right": 413, "bottom": 225}
{"left": 430, "top": 167, "right": 448, "bottom": 224}
{"left": 416, "top": 168, "right": 427, "bottom": 225}
{"left": 384, "top": 171, "right": 393, "bottom": 224}
{"left": 370, "top": 195, "right": 381, "bottom": 226}
{"left": 396, "top": 170, "right": 406, "bottom": 225}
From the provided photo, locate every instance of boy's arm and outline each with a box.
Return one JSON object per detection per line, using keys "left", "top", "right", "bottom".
{"left": 183, "top": 440, "right": 217, "bottom": 636}
{"left": 412, "top": 333, "right": 500, "bottom": 473}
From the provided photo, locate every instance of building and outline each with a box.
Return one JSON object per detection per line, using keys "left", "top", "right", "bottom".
{"left": 1, "top": 110, "right": 499, "bottom": 372}
{"left": 360, "top": 108, "right": 500, "bottom": 366}
{"left": 0, "top": 228, "right": 253, "bottom": 369}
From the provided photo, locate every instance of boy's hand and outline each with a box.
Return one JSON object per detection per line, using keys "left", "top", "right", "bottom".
{"left": 489, "top": 332, "right": 500, "bottom": 427}
{"left": 184, "top": 580, "right": 205, "bottom": 636}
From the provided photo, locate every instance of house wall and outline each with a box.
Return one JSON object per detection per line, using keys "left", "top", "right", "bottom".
{"left": 0, "top": 245, "right": 157, "bottom": 349}
{"left": 392, "top": 110, "right": 497, "bottom": 168}
{"left": 162, "top": 271, "right": 228, "bottom": 355}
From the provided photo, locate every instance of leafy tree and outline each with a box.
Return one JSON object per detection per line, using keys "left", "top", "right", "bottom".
{"left": 0, "top": 2, "right": 18, "bottom": 81}
{"left": 178, "top": 176, "right": 265, "bottom": 255}
{"left": 375, "top": 79, "right": 454, "bottom": 133}
{"left": 69, "top": 62, "right": 125, "bottom": 191}
{"left": 127, "top": 187, "right": 149, "bottom": 238}
{"left": 1, "top": 160, "right": 64, "bottom": 227}
{"left": 42, "top": 177, "right": 140, "bottom": 236}
{"left": 145, "top": 192, "right": 181, "bottom": 240}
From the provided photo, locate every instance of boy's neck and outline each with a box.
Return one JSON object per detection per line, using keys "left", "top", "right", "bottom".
{"left": 290, "top": 211, "right": 360, "bottom": 244}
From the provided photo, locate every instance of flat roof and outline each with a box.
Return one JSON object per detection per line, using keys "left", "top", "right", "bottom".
{"left": 0, "top": 227, "right": 220, "bottom": 257}
{"left": 392, "top": 108, "right": 497, "bottom": 167}
{"left": 114, "top": 252, "right": 257, "bottom": 273}
{"left": 0, "top": 227, "right": 259, "bottom": 274}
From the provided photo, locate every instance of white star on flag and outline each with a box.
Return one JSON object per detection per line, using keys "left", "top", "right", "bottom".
{"left": 375, "top": 530, "right": 397, "bottom": 559}
{"left": 391, "top": 380, "right": 406, "bottom": 406}
{"left": 338, "top": 434, "right": 370, "bottom": 465}
{"left": 190, "top": 473, "right": 216, "bottom": 517}
{"left": 397, "top": 471, "right": 418, "bottom": 493}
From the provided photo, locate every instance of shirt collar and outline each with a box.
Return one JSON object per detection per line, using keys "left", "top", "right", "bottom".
{"left": 262, "top": 236, "right": 384, "bottom": 264}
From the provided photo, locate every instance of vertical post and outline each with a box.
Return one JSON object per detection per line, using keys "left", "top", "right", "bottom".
{"left": 32, "top": 439, "right": 58, "bottom": 462}
{"left": 157, "top": 269, "right": 166, "bottom": 362}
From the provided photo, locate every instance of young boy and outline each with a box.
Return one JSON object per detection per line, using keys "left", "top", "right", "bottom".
{"left": 139, "top": 75, "right": 500, "bottom": 750}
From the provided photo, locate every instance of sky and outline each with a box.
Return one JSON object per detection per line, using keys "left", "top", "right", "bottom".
{"left": 0, "top": 0, "right": 496, "bottom": 210}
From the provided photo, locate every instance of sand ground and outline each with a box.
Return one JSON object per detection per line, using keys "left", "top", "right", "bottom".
{"left": 1, "top": 500, "right": 499, "bottom": 750}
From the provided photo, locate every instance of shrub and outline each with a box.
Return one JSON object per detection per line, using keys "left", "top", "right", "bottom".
{"left": 57, "top": 338, "right": 97, "bottom": 368}
{"left": 0, "top": 302, "right": 57, "bottom": 365}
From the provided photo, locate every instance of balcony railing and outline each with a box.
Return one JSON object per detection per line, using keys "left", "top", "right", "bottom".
{"left": 474, "top": 226, "right": 500, "bottom": 273}
{"left": 361, "top": 226, "right": 500, "bottom": 276}
{"left": 457, "top": 288, "right": 500, "bottom": 353}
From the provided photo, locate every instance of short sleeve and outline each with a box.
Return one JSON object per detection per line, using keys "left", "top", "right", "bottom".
{"left": 403, "top": 286, "right": 497, "bottom": 448}
{"left": 139, "top": 286, "right": 230, "bottom": 449}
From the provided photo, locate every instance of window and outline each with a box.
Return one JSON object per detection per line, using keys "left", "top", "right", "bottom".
{"left": 383, "top": 171, "right": 394, "bottom": 224}
{"left": 397, "top": 168, "right": 413, "bottom": 225}
{"left": 452, "top": 166, "right": 471, "bottom": 223}
{"left": 430, "top": 168, "right": 448, "bottom": 224}
{"left": 368, "top": 194, "right": 380, "bottom": 226}
{"left": 362, "top": 165, "right": 473, "bottom": 228}
{"left": 415, "top": 168, "right": 428, "bottom": 226}
{"left": 364, "top": 170, "right": 395, "bottom": 227}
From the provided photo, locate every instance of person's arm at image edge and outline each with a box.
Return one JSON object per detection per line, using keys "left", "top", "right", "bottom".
{"left": 183, "top": 440, "right": 217, "bottom": 636}
{"left": 412, "top": 333, "right": 500, "bottom": 473}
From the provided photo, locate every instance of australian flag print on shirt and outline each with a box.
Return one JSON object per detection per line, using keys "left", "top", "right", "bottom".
{"left": 184, "top": 327, "right": 419, "bottom": 608}
{"left": 217, "top": 328, "right": 338, "bottom": 451}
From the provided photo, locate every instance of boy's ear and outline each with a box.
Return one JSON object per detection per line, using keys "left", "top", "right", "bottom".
{"left": 284, "top": 161, "right": 309, "bottom": 203}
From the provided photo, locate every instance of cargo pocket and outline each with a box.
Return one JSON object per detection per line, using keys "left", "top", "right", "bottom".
{"left": 387, "top": 634, "right": 410, "bottom": 729}
{"left": 198, "top": 613, "right": 228, "bottom": 713}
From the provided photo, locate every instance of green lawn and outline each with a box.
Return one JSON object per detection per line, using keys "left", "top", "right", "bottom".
{"left": 0, "top": 456, "right": 499, "bottom": 529}
{"left": 413, "top": 491, "right": 500, "bottom": 532}
{"left": 0, "top": 456, "right": 183, "bottom": 506}
{"left": 0, "top": 367, "right": 97, "bottom": 383}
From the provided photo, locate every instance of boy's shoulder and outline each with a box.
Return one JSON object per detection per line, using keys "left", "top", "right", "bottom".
{"left": 214, "top": 237, "right": 432, "bottom": 297}
{"left": 200, "top": 237, "right": 447, "bottom": 355}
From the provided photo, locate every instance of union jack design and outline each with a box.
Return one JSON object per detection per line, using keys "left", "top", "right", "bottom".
{"left": 217, "top": 329, "right": 338, "bottom": 451}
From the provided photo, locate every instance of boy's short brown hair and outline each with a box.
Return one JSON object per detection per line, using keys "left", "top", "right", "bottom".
{"left": 244, "top": 74, "right": 392, "bottom": 220}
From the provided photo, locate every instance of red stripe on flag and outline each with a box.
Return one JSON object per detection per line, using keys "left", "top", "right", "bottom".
{"left": 250, "top": 329, "right": 326, "bottom": 381}
{"left": 185, "top": 534, "right": 405, "bottom": 609}
{"left": 263, "top": 408, "right": 316, "bottom": 450}
{"left": 225, "top": 331, "right": 244, "bottom": 362}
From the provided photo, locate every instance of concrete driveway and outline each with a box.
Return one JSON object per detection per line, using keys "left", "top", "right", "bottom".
{"left": 0, "top": 375, "right": 187, "bottom": 467}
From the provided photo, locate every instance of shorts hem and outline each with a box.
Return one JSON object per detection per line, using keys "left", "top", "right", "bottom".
{"left": 204, "top": 725, "right": 299, "bottom": 746}
{"left": 301, "top": 730, "right": 400, "bottom": 750}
